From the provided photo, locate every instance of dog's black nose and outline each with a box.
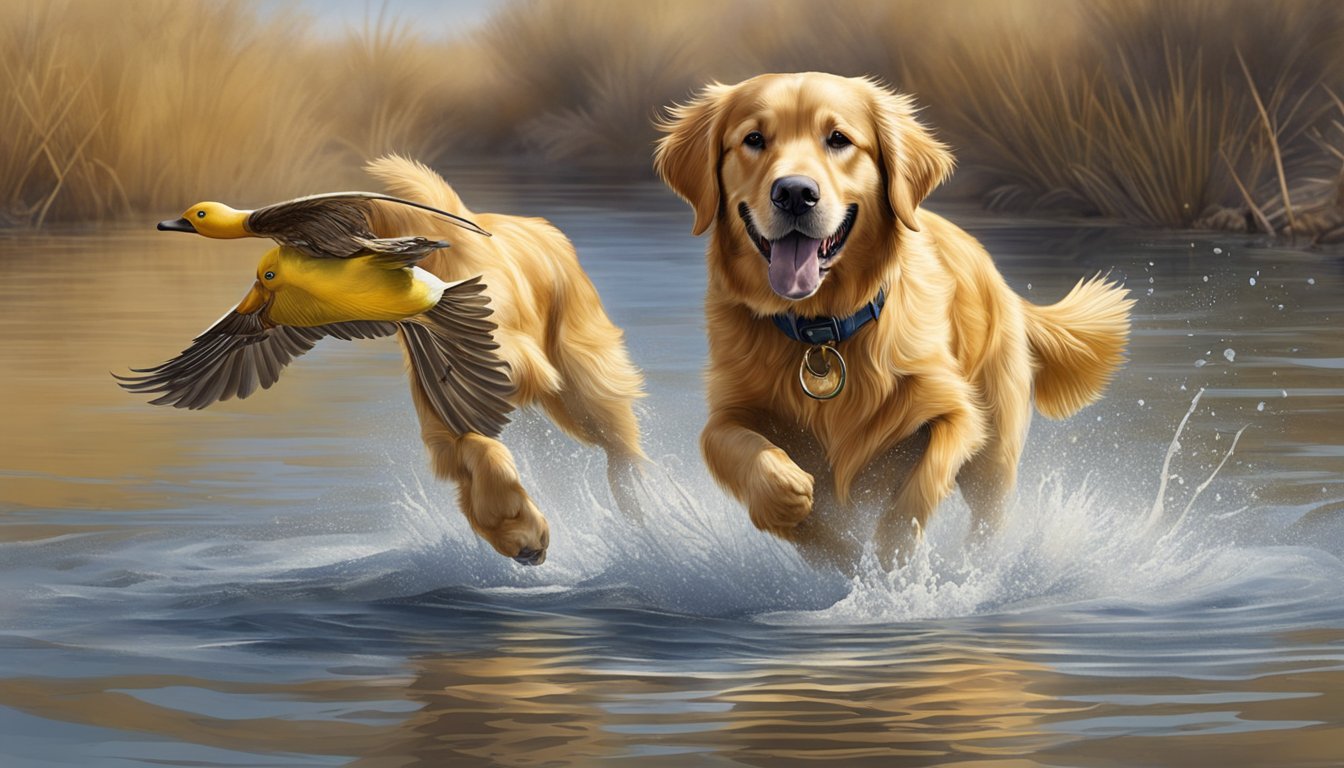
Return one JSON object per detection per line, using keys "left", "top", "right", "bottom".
{"left": 771, "top": 175, "right": 820, "bottom": 216}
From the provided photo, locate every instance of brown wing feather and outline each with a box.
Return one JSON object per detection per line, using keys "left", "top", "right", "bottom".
{"left": 398, "top": 276, "right": 514, "bottom": 438}
{"left": 353, "top": 236, "right": 453, "bottom": 268}
{"left": 116, "top": 311, "right": 399, "bottom": 409}
{"left": 246, "top": 191, "right": 489, "bottom": 258}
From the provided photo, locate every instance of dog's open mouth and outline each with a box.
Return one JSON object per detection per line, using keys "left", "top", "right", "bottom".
{"left": 739, "top": 202, "right": 857, "bottom": 300}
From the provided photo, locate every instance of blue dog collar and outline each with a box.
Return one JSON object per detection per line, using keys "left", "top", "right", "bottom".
{"left": 771, "top": 288, "right": 886, "bottom": 345}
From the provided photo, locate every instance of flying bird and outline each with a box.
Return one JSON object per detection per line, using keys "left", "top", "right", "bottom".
{"left": 157, "top": 191, "right": 492, "bottom": 259}
{"left": 117, "top": 245, "right": 514, "bottom": 438}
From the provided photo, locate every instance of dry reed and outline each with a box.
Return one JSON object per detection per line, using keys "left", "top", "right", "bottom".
{"left": 2, "top": 0, "right": 1342, "bottom": 240}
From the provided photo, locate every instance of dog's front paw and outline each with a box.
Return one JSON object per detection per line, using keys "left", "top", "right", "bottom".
{"left": 746, "top": 449, "right": 814, "bottom": 535}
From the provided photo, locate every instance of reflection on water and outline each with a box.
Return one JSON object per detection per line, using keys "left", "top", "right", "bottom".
{"left": 1, "top": 176, "right": 1343, "bottom": 766}
{"left": 377, "top": 632, "right": 1074, "bottom": 765}
{"left": 3, "top": 613, "right": 1342, "bottom": 767}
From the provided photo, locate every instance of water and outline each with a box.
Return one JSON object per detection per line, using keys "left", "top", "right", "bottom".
{"left": 2, "top": 175, "right": 1343, "bottom": 766}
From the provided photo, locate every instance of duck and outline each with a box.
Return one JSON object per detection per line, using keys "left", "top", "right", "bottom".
{"left": 116, "top": 244, "right": 514, "bottom": 438}
{"left": 157, "top": 191, "right": 491, "bottom": 259}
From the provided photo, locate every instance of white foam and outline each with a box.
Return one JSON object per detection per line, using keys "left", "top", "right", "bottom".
{"left": 48, "top": 397, "right": 1342, "bottom": 625}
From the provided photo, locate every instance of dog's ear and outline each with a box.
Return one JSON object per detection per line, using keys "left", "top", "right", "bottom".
{"left": 871, "top": 87, "right": 955, "bottom": 233}
{"left": 654, "top": 84, "right": 731, "bottom": 236}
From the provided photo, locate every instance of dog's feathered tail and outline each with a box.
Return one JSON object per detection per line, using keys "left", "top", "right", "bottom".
{"left": 363, "top": 154, "right": 469, "bottom": 227}
{"left": 1023, "top": 275, "right": 1134, "bottom": 419}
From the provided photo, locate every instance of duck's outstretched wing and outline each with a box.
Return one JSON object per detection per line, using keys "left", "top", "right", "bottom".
{"left": 115, "top": 311, "right": 398, "bottom": 410}
{"left": 118, "top": 275, "right": 513, "bottom": 437}
{"left": 247, "top": 192, "right": 490, "bottom": 258}
{"left": 399, "top": 275, "right": 515, "bottom": 438}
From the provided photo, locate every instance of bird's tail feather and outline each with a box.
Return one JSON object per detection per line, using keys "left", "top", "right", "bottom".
{"left": 399, "top": 276, "right": 514, "bottom": 438}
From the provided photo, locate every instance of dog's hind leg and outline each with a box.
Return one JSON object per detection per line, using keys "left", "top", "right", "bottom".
{"left": 959, "top": 361, "right": 1032, "bottom": 539}
{"left": 875, "top": 373, "right": 987, "bottom": 570}
{"left": 406, "top": 351, "right": 550, "bottom": 565}
{"left": 537, "top": 291, "right": 647, "bottom": 519}
{"left": 957, "top": 438, "right": 1020, "bottom": 541}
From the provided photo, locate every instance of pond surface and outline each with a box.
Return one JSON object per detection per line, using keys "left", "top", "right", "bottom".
{"left": 2, "top": 173, "right": 1342, "bottom": 766}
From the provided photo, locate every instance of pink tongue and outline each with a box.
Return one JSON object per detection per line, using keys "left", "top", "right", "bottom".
{"left": 768, "top": 233, "right": 823, "bottom": 299}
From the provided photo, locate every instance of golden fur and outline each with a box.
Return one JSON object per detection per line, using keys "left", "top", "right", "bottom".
{"left": 655, "top": 73, "right": 1133, "bottom": 569}
{"left": 364, "top": 156, "right": 645, "bottom": 565}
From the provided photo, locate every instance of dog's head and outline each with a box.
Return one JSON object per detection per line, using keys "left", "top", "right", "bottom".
{"left": 655, "top": 73, "right": 954, "bottom": 305}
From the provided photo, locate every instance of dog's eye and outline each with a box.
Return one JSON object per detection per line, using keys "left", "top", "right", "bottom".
{"left": 826, "top": 131, "right": 852, "bottom": 149}
{"left": 743, "top": 131, "right": 765, "bottom": 149}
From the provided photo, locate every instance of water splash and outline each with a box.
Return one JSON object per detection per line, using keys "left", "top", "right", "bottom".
{"left": 16, "top": 395, "right": 1331, "bottom": 629}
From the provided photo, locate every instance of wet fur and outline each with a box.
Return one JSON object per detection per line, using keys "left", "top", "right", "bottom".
{"left": 655, "top": 73, "right": 1133, "bottom": 569}
{"left": 365, "top": 156, "right": 645, "bottom": 564}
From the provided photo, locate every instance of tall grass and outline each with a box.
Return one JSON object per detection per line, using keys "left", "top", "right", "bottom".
{"left": 913, "top": 1, "right": 1344, "bottom": 231}
{"left": 468, "top": 1, "right": 746, "bottom": 164}
{"left": 3, "top": 0, "right": 1342, "bottom": 240}
{"left": 923, "top": 40, "right": 1253, "bottom": 227}
{"left": 311, "top": 6, "right": 473, "bottom": 165}
{"left": 0, "top": 0, "right": 339, "bottom": 225}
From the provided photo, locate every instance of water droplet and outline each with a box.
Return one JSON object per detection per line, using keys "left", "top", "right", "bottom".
{"left": 1026, "top": 283, "right": 1032, "bottom": 290}
{"left": 1308, "top": 278, "right": 1316, "bottom": 285}
{"left": 1256, "top": 401, "right": 1265, "bottom": 411}
{"left": 1203, "top": 275, "right": 1209, "bottom": 282}
{"left": 1213, "top": 247, "right": 1223, "bottom": 254}
{"left": 1223, "top": 348, "right": 1236, "bottom": 362}
{"left": 1249, "top": 277, "right": 1257, "bottom": 286}
{"left": 1137, "top": 399, "right": 1145, "bottom": 406}
{"left": 1194, "top": 359, "right": 1207, "bottom": 368}
{"left": 1281, "top": 389, "right": 1288, "bottom": 398}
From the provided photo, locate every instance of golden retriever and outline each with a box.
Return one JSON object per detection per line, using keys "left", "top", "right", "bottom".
{"left": 655, "top": 73, "right": 1133, "bottom": 569}
{"left": 365, "top": 156, "right": 645, "bottom": 566}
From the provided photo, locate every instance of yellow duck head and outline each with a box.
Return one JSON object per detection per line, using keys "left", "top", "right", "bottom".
{"left": 158, "top": 201, "right": 251, "bottom": 238}
{"left": 234, "top": 246, "right": 434, "bottom": 327}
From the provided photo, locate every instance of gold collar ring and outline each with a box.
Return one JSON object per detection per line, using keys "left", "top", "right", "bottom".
{"left": 798, "top": 344, "right": 846, "bottom": 400}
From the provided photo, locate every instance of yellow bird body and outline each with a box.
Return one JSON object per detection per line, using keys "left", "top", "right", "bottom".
{"left": 248, "top": 247, "right": 439, "bottom": 327}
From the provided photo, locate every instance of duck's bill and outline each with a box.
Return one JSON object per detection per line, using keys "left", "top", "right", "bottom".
{"left": 234, "top": 281, "right": 272, "bottom": 315}
{"left": 157, "top": 217, "right": 196, "bottom": 233}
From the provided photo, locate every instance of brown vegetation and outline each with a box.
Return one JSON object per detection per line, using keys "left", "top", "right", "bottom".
{"left": 3, "top": 0, "right": 1342, "bottom": 240}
